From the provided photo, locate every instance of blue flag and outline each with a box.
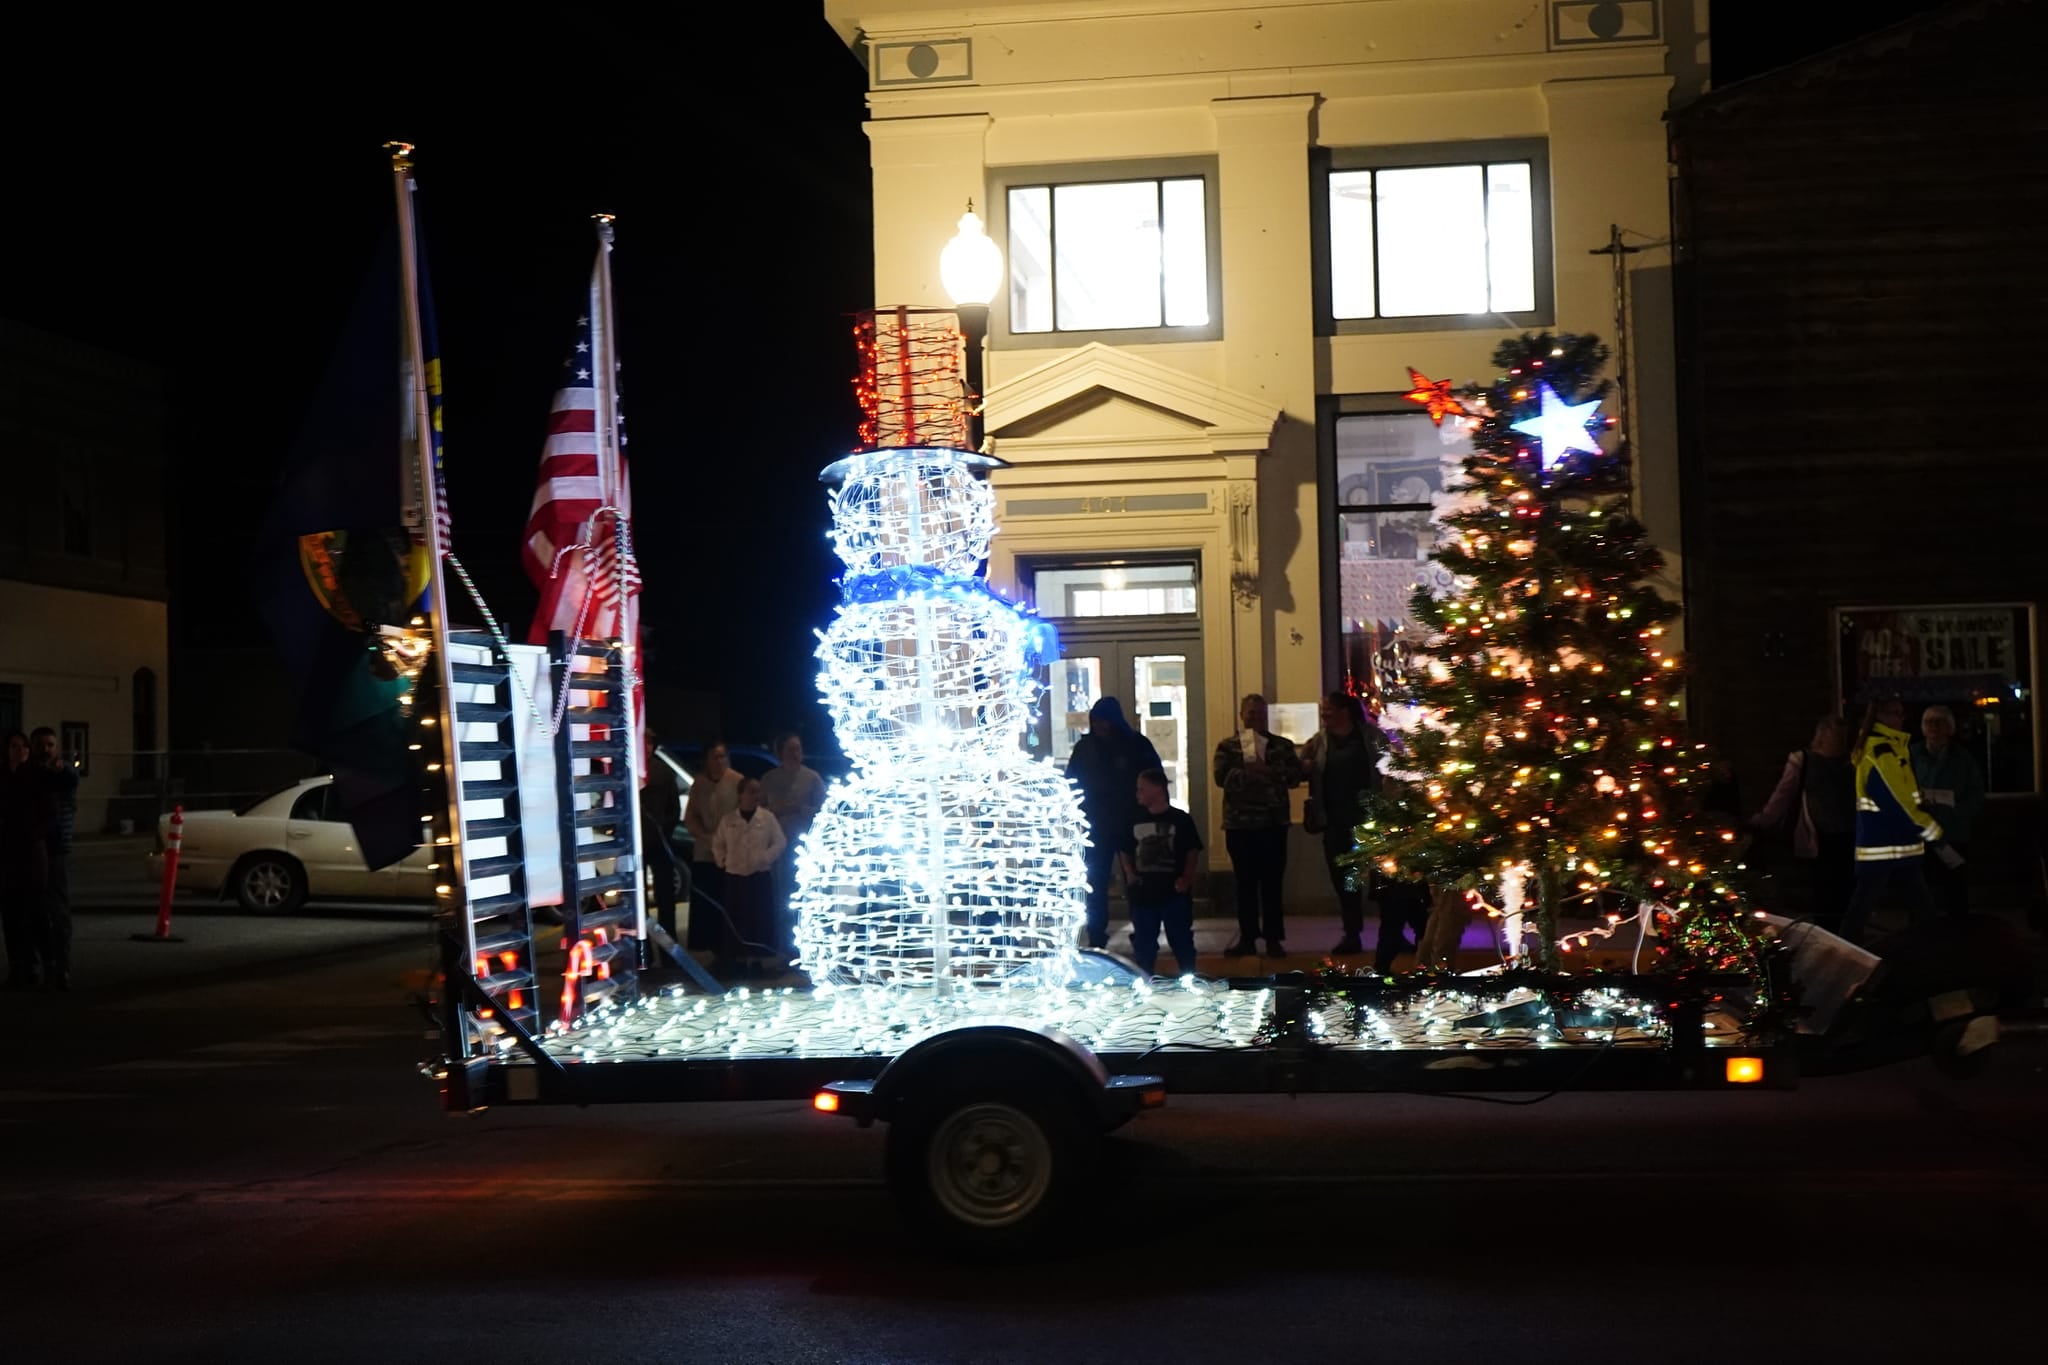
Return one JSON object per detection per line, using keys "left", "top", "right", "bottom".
{"left": 252, "top": 223, "right": 437, "bottom": 870}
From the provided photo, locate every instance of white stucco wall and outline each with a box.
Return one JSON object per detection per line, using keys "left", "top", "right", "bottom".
{"left": 832, "top": 0, "right": 1693, "bottom": 881}
{"left": 0, "top": 580, "right": 168, "bottom": 834}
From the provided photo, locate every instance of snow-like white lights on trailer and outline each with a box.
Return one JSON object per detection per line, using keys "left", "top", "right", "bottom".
{"left": 530, "top": 979, "right": 1689, "bottom": 1065}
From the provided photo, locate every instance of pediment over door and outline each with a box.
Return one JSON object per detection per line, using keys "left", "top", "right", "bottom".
{"left": 986, "top": 343, "right": 1279, "bottom": 464}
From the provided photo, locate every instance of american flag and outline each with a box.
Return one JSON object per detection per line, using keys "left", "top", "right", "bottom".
{"left": 523, "top": 252, "right": 643, "bottom": 751}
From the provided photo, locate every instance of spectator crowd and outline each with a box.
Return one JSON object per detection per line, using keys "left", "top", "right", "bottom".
{"left": 637, "top": 688, "right": 2004, "bottom": 984}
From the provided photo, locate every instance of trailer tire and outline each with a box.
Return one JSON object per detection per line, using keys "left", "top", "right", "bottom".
{"left": 886, "top": 1078, "right": 1094, "bottom": 1254}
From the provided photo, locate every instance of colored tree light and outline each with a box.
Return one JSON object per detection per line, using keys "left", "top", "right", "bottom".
{"left": 1349, "top": 333, "right": 1770, "bottom": 986}
{"left": 793, "top": 440, "right": 1088, "bottom": 989}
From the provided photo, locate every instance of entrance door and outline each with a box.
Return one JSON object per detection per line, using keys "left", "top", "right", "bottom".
{"left": 1038, "top": 629, "right": 1206, "bottom": 836}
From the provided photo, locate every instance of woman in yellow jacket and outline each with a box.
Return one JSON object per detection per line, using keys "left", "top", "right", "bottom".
{"left": 1841, "top": 697, "right": 1942, "bottom": 944}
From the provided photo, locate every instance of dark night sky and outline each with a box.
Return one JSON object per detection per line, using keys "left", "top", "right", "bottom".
{"left": 2, "top": 15, "right": 872, "bottom": 753}
{"left": 0, "top": 3, "right": 1958, "bottom": 754}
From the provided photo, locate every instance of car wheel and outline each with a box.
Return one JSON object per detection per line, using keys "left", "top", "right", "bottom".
{"left": 233, "top": 854, "right": 306, "bottom": 914}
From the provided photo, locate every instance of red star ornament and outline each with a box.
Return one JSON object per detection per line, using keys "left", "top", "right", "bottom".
{"left": 1402, "top": 368, "right": 1468, "bottom": 426}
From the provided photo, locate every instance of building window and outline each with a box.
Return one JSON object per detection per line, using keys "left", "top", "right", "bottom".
{"left": 1834, "top": 604, "right": 2038, "bottom": 795}
{"left": 1319, "top": 401, "right": 1474, "bottom": 697}
{"left": 60, "top": 721, "right": 89, "bottom": 778}
{"left": 1033, "top": 562, "right": 1199, "bottom": 618}
{"left": 131, "top": 667, "right": 159, "bottom": 782}
{"left": 991, "top": 159, "right": 1222, "bottom": 346}
{"left": 1316, "top": 141, "right": 1551, "bottom": 333}
{"left": 61, "top": 483, "right": 91, "bottom": 557}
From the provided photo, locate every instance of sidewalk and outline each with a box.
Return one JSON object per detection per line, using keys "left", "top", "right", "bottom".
{"left": 68, "top": 834, "right": 161, "bottom": 906}
{"left": 26, "top": 835, "right": 431, "bottom": 999}
{"left": 57, "top": 834, "right": 2041, "bottom": 993}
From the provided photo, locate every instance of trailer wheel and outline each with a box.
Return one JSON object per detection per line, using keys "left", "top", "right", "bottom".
{"left": 886, "top": 1081, "right": 1092, "bottom": 1253}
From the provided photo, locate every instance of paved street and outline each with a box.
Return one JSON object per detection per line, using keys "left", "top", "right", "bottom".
{"left": 2, "top": 897, "right": 2043, "bottom": 1365}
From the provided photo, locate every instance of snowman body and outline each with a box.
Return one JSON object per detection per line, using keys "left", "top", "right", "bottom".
{"left": 793, "top": 446, "right": 1088, "bottom": 988}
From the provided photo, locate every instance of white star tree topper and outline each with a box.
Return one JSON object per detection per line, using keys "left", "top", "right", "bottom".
{"left": 1510, "top": 384, "right": 1604, "bottom": 470}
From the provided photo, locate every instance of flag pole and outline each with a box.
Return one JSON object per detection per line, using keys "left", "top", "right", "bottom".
{"left": 388, "top": 142, "right": 474, "bottom": 932}
{"left": 589, "top": 212, "right": 648, "bottom": 956}
{"left": 591, "top": 215, "right": 620, "bottom": 513}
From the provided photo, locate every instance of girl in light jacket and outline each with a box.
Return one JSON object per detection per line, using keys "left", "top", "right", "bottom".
{"left": 712, "top": 777, "right": 787, "bottom": 974}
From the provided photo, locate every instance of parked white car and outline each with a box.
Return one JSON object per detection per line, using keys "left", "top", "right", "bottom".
{"left": 159, "top": 776, "right": 435, "bottom": 912}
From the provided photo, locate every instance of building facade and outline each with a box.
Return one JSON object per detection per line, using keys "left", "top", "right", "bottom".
{"left": 0, "top": 319, "right": 169, "bottom": 833}
{"left": 825, "top": 0, "right": 1704, "bottom": 877}
{"left": 1672, "top": 0, "right": 2045, "bottom": 892}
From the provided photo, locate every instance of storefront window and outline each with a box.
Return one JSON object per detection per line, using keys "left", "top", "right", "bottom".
{"left": 1329, "top": 409, "right": 1471, "bottom": 700}
{"left": 1835, "top": 604, "right": 2038, "bottom": 794}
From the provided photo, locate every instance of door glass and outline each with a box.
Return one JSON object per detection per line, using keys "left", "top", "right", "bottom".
{"left": 1046, "top": 657, "right": 1103, "bottom": 769}
{"left": 1132, "top": 654, "right": 1190, "bottom": 811}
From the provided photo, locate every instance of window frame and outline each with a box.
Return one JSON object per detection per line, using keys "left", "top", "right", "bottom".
{"left": 1317, "top": 394, "right": 1460, "bottom": 687}
{"left": 1018, "top": 552, "right": 1204, "bottom": 618}
{"left": 290, "top": 784, "right": 331, "bottom": 822}
{"left": 1832, "top": 602, "right": 2040, "bottom": 797}
{"left": 987, "top": 157, "right": 1224, "bottom": 349}
{"left": 1311, "top": 139, "right": 1554, "bottom": 335}
{"left": 59, "top": 720, "right": 90, "bottom": 779}
{"left": 61, "top": 476, "right": 92, "bottom": 558}
{"left": 1039, "top": 568, "right": 1200, "bottom": 619}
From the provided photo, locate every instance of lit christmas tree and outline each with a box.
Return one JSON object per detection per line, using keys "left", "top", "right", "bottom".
{"left": 1354, "top": 333, "right": 1763, "bottom": 974}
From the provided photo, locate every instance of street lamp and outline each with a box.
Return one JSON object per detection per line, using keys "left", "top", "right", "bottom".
{"left": 941, "top": 201, "right": 1002, "bottom": 452}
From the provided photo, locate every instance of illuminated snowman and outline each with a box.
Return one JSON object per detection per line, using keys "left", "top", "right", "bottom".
{"left": 792, "top": 445, "right": 1089, "bottom": 989}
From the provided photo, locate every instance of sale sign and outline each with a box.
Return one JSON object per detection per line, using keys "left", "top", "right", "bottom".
{"left": 1837, "top": 604, "right": 2028, "bottom": 703}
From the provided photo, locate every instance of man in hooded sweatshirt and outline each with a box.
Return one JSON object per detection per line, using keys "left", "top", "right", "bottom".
{"left": 1064, "top": 697, "right": 1163, "bottom": 950}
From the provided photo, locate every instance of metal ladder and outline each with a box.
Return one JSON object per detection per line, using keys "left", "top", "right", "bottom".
{"left": 447, "top": 630, "right": 540, "bottom": 1036}
{"left": 551, "top": 635, "right": 645, "bottom": 1019}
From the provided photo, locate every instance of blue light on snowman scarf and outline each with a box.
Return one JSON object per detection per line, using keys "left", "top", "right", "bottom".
{"left": 838, "top": 564, "right": 1061, "bottom": 666}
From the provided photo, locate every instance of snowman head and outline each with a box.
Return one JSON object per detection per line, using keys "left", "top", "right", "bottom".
{"left": 823, "top": 448, "right": 1001, "bottom": 579}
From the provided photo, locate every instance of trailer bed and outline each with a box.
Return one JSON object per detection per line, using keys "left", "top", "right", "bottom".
{"left": 446, "top": 972, "right": 1785, "bottom": 1108}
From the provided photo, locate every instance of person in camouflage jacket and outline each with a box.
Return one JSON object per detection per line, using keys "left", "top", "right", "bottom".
{"left": 1212, "top": 693, "right": 1303, "bottom": 957}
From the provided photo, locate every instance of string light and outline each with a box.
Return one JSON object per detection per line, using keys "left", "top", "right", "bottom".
{"left": 528, "top": 976, "right": 1728, "bottom": 1066}
{"left": 1348, "top": 332, "right": 1774, "bottom": 998}
{"left": 850, "top": 309, "right": 970, "bottom": 452}
{"left": 793, "top": 436, "right": 1087, "bottom": 990}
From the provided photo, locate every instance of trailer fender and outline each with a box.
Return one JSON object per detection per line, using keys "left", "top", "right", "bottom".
{"left": 825, "top": 1027, "right": 1163, "bottom": 1253}
{"left": 877, "top": 1025, "right": 1104, "bottom": 1122}
{"left": 823, "top": 1025, "right": 1161, "bottom": 1131}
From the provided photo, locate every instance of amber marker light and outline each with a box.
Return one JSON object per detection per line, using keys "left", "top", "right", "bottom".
{"left": 1725, "top": 1057, "right": 1764, "bottom": 1084}
{"left": 812, "top": 1091, "right": 841, "bottom": 1114}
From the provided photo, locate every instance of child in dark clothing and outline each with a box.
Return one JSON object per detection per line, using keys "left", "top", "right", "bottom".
{"left": 1120, "top": 768, "right": 1203, "bottom": 977}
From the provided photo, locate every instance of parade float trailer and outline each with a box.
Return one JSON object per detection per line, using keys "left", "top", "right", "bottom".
{"left": 414, "top": 299, "right": 2030, "bottom": 1251}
